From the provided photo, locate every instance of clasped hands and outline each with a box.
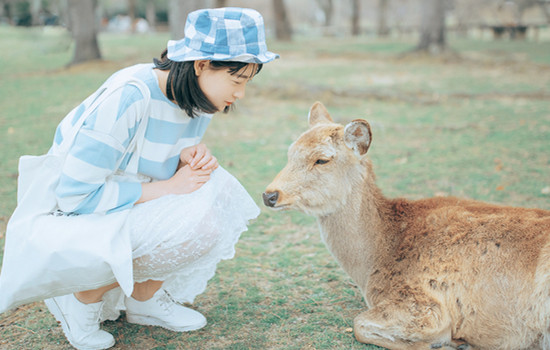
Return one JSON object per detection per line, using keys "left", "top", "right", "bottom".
{"left": 137, "top": 144, "right": 218, "bottom": 204}
{"left": 171, "top": 143, "right": 219, "bottom": 194}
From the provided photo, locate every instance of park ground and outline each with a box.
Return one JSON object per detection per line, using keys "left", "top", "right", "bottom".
{"left": 0, "top": 27, "right": 549, "bottom": 349}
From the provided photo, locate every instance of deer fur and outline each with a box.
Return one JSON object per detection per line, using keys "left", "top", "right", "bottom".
{"left": 263, "top": 101, "right": 550, "bottom": 350}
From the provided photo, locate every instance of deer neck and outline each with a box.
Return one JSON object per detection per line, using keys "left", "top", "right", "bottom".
{"left": 317, "top": 163, "right": 393, "bottom": 295}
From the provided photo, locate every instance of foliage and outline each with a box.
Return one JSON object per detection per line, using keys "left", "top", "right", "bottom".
{"left": 0, "top": 26, "right": 549, "bottom": 349}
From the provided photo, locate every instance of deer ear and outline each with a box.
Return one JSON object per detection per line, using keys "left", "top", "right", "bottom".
{"left": 308, "top": 101, "right": 333, "bottom": 128}
{"left": 344, "top": 119, "right": 372, "bottom": 156}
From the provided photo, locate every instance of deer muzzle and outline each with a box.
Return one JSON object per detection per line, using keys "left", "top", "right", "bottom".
{"left": 262, "top": 191, "right": 279, "bottom": 207}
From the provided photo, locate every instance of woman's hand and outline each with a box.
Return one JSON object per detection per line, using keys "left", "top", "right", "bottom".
{"left": 180, "top": 143, "right": 219, "bottom": 171}
{"left": 137, "top": 165, "right": 212, "bottom": 204}
{"left": 168, "top": 164, "right": 212, "bottom": 194}
{"left": 136, "top": 144, "right": 218, "bottom": 204}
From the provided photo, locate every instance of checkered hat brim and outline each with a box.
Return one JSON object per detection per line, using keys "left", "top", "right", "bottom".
{"left": 167, "top": 7, "right": 279, "bottom": 64}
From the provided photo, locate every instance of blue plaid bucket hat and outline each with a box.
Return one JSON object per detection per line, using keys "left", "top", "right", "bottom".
{"left": 167, "top": 7, "right": 279, "bottom": 64}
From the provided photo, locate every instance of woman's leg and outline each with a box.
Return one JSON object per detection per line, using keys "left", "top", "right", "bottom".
{"left": 75, "top": 282, "right": 119, "bottom": 304}
{"left": 131, "top": 280, "right": 163, "bottom": 301}
{"left": 74, "top": 279, "right": 163, "bottom": 304}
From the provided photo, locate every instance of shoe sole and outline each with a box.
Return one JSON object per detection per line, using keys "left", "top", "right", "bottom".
{"left": 45, "top": 298, "right": 115, "bottom": 350}
{"left": 126, "top": 313, "right": 207, "bottom": 332}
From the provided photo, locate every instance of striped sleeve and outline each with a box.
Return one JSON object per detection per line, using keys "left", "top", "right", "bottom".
{"left": 55, "top": 83, "right": 147, "bottom": 214}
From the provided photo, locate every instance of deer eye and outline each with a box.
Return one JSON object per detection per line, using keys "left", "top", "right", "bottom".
{"left": 315, "top": 159, "right": 330, "bottom": 165}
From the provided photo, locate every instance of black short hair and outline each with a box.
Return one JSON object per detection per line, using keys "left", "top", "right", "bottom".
{"left": 153, "top": 49, "right": 263, "bottom": 118}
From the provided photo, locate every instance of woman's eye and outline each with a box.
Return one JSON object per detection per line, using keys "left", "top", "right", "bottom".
{"left": 315, "top": 159, "right": 329, "bottom": 165}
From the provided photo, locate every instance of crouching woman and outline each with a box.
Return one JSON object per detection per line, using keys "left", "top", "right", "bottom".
{"left": 0, "top": 7, "right": 278, "bottom": 350}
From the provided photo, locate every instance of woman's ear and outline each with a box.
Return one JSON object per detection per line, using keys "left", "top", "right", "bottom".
{"left": 194, "top": 60, "right": 210, "bottom": 76}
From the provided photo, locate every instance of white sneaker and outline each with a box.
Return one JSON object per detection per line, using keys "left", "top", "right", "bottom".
{"left": 44, "top": 294, "right": 115, "bottom": 350}
{"left": 125, "top": 289, "right": 207, "bottom": 332}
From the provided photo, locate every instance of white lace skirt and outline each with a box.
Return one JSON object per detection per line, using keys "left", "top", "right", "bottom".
{"left": 101, "top": 167, "right": 260, "bottom": 320}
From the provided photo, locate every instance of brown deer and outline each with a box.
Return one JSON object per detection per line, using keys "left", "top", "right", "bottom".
{"left": 263, "top": 102, "right": 550, "bottom": 350}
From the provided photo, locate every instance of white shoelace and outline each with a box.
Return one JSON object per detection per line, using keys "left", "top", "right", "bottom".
{"left": 155, "top": 291, "right": 175, "bottom": 313}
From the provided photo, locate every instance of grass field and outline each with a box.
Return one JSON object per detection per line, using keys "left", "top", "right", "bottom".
{"left": 0, "top": 26, "right": 549, "bottom": 349}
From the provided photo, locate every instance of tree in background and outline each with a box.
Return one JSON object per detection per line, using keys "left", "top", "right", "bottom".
{"left": 145, "top": 0, "right": 156, "bottom": 31}
{"left": 273, "top": 0, "right": 292, "bottom": 41}
{"left": 127, "top": 0, "right": 136, "bottom": 32}
{"left": 168, "top": 0, "right": 185, "bottom": 39}
{"left": 168, "top": 0, "right": 202, "bottom": 39}
{"left": 377, "top": 0, "right": 390, "bottom": 37}
{"left": 415, "top": 0, "right": 447, "bottom": 54}
{"left": 67, "top": 0, "right": 101, "bottom": 64}
{"left": 512, "top": 0, "right": 550, "bottom": 24}
{"left": 29, "top": 0, "right": 40, "bottom": 25}
{"left": 537, "top": 0, "right": 550, "bottom": 23}
{"left": 316, "top": 0, "right": 333, "bottom": 26}
{"left": 351, "top": 0, "right": 360, "bottom": 35}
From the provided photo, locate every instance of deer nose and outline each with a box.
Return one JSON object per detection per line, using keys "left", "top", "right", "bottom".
{"left": 262, "top": 191, "right": 279, "bottom": 207}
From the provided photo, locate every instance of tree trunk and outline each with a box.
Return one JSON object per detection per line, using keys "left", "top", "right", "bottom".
{"left": 128, "top": 0, "right": 137, "bottom": 33}
{"left": 169, "top": 0, "right": 201, "bottom": 39}
{"left": 539, "top": 1, "right": 550, "bottom": 24}
{"left": 416, "top": 0, "right": 446, "bottom": 54}
{"left": 377, "top": 0, "right": 390, "bottom": 37}
{"left": 0, "top": 0, "right": 9, "bottom": 23}
{"left": 67, "top": 0, "right": 101, "bottom": 65}
{"left": 350, "top": 0, "right": 360, "bottom": 36}
{"left": 316, "top": 0, "right": 333, "bottom": 26}
{"left": 146, "top": 0, "right": 156, "bottom": 31}
{"left": 273, "top": 0, "right": 292, "bottom": 41}
{"left": 215, "top": 0, "right": 227, "bottom": 7}
{"left": 30, "top": 0, "right": 41, "bottom": 26}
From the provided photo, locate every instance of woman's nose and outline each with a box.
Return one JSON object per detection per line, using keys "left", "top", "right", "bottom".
{"left": 233, "top": 85, "right": 246, "bottom": 99}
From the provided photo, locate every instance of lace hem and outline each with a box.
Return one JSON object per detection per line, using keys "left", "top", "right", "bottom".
{"left": 99, "top": 167, "right": 260, "bottom": 320}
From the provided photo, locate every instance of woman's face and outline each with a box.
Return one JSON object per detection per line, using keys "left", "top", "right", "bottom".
{"left": 195, "top": 60, "right": 258, "bottom": 112}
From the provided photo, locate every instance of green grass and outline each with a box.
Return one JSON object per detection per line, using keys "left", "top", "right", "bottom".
{"left": 1, "top": 25, "right": 549, "bottom": 349}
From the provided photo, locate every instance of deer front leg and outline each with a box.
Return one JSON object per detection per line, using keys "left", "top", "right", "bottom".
{"left": 353, "top": 298, "right": 465, "bottom": 350}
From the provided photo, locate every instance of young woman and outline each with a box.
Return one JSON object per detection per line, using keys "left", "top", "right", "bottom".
{"left": 2, "top": 7, "right": 278, "bottom": 350}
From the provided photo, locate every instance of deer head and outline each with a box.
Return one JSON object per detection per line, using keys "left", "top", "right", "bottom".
{"left": 263, "top": 102, "right": 372, "bottom": 216}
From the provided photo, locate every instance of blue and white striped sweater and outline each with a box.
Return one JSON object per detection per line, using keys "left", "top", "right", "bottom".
{"left": 50, "top": 64, "right": 212, "bottom": 215}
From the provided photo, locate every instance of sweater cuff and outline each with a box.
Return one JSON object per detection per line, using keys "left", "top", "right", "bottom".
{"left": 107, "top": 181, "right": 143, "bottom": 214}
